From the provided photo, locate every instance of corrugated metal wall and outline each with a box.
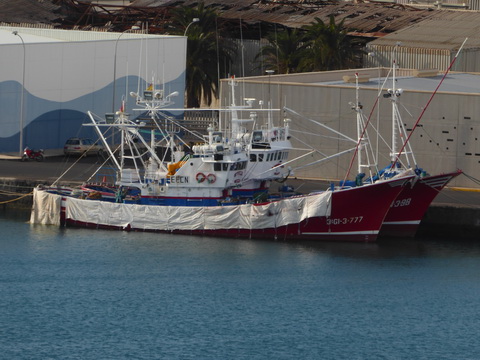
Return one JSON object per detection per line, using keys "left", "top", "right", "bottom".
{"left": 230, "top": 38, "right": 268, "bottom": 78}
{"left": 365, "top": 45, "right": 452, "bottom": 72}
{"left": 365, "top": 44, "right": 480, "bottom": 73}
{"left": 471, "top": 0, "right": 480, "bottom": 9}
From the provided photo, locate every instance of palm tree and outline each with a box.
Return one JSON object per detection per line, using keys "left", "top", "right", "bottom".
{"left": 256, "top": 27, "right": 307, "bottom": 74}
{"left": 301, "top": 16, "right": 364, "bottom": 71}
{"left": 168, "top": 3, "right": 235, "bottom": 107}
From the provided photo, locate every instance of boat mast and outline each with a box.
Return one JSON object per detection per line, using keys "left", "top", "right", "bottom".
{"left": 389, "top": 43, "right": 415, "bottom": 169}
{"left": 229, "top": 76, "right": 241, "bottom": 140}
{"left": 355, "top": 74, "right": 363, "bottom": 174}
{"left": 390, "top": 52, "right": 398, "bottom": 164}
{"left": 353, "top": 74, "right": 377, "bottom": 179}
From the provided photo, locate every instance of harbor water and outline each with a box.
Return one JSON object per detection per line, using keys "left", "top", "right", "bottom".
{"left": 1, "top": 209, "right": 480, "bottom": 360}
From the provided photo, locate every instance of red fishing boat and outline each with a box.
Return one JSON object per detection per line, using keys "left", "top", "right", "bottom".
{"left": 349, "top": 44, "right": 464, "bottom": 237}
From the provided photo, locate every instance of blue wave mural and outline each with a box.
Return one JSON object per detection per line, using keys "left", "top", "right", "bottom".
{"left": 0, "top": 74, "right": 185, "bottom": 153}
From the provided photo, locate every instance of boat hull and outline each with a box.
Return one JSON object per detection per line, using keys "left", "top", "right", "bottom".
{"left": 51, "top": 176, "right": 413, "bottom": 243}
{"left": 380, "top": 170, "right": 462, "bottom": 237}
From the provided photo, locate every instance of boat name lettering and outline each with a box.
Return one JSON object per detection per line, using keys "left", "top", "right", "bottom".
{"left": 170, "top": 176, "right": 189, "bottom": 184}
{"left": 326, "top": 216, "right": 363, "bottom": 226}
{"left": 391, "top": 198, "right": 411, "bottom": 208}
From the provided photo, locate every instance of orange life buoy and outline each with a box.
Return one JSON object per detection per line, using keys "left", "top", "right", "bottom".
{"left": 196, "top": 172, "right": 206, "bottom": 183}
{"left": 207, "top": 173, "right": 216, "bottom": 184}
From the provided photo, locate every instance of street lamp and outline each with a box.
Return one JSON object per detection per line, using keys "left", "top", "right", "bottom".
{"left": 184, "top": 18, "right": 200, "bottom": 36}
{"left": 112, "top": 26, "right": 141, "bottom": 112}
{"left": 12, "top": 31, "right": 26, "bottom": 156}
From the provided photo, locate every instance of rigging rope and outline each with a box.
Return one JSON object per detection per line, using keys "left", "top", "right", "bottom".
{"left": 391, "top": 38, "right": 468, "bottom": 169}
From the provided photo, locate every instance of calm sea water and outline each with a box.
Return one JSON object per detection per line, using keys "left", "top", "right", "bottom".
{"left": 1, "top": 209, "right": 480, "bottom": 360}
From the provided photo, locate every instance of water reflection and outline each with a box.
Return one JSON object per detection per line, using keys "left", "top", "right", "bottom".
{"left": 1, "top": 207, "right": 479, "bottom": 261}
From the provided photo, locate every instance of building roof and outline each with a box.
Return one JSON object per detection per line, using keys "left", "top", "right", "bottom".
{"left": 242, "top": 67, "right": 480, "bottom": 95}
{"left": 0, "top": 25, "right": 176, "bottom": 44}
{"left": 335, "top": 73, "right": 480, "bottom": 94}
{"left": 367, "top": 10, "right": 480, "bottom": 50}
{"left": 0, "top": 0, "right": 470, "bottom": 41}
{"left": 0, "top": 0, "right": 62, "bottom": 24}
{"left": 133, "top": 0, "right": 435, "bottom": 35}
{"left": 0, "top": 27, "right": 64, "bottom": 44}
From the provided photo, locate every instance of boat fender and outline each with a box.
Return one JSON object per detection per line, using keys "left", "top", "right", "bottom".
{"left": 196, "top": 172, "right": 206, "bottom": 183}
{"left": 207, "top": 173, "right": 216, "bottom": 184}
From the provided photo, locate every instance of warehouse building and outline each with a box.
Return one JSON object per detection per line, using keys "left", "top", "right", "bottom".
{"left": 0, "top": 26, "right": 186, "bottom": 154}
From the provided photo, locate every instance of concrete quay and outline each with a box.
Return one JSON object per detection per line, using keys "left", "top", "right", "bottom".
{"left": 1, "top": 153, "right": 479, "bottom": 239}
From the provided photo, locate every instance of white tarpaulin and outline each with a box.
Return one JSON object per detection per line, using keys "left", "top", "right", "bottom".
{"left": 30, "top": 188, "right": 62, "bottom": 226}
{"left": 35, "top": 190, "right": 332, "bottom": 231}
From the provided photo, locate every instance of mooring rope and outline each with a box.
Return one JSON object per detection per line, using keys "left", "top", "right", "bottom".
{"left": 0, "top": 191, "right": 34, "bottom": 205}
{"left": 461, "top": 172, "right": 480, "bottom": 187}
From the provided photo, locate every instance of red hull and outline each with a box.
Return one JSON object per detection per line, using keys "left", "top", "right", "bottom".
{"left": 380, "top": 170, "right": 462, "bottom": 237}
{"left": 61, "top": 176, "right": 413, "bottom": 243}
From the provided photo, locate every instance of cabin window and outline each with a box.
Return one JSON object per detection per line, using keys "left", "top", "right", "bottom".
{"left": 250, "top": 154, "right": 256, "bottom": 162}
{"left": 214, "top": 163, "right": 221, "bottom": 171}
{"left": 252, "top": 131, "right": 263, "bottom": 142}
{"left": 258, "top": 154, "right": 264, "bottom": 162}
{"left": 237, "top": 161, "right": 247, "bottom": 170}
{"left": 223, "top": 163, "right": 229, "bottom": 171}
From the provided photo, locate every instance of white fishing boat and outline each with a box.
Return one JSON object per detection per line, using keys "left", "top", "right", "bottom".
{"left": 31, "top": 77, "right": 415, "bottom": 242}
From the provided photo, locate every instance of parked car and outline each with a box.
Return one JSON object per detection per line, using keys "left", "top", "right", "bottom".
{"left": 64, "top": 137, "right": 103, "bottom": 156}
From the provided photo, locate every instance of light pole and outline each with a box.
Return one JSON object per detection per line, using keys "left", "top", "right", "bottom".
{"left": 12, "top": 31, "right": 26, "bottom": 156}
{"left": 184, "top": 18, "right": 200, "bottom": 36}
{"left": 112, "top": 26, "right": 140, "bottom": 112}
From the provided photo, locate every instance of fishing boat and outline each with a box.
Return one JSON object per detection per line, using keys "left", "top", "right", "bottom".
{"left": 348, "top": 52, "right": 462, "bottom": 237}
{"left": 377, "top": 64, "right": 461, "bottom": 237}
{"left": 30, "top": 77, "right": 415, "bottom": 242}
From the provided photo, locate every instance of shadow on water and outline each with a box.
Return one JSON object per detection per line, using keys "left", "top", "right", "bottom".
{"left": 0, "top": 206, "right": 31, "bottom": 222}
{"left": 295, "top": 234, "right": 480, "bottom": 260}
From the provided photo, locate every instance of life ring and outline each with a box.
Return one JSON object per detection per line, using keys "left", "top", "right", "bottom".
{"left": 207, "top": 173, "right": 216, "bottom": 184}
{"left": 272, "top": 163, "right": 283, "bottom": 176}
{"left": 196, "top": 172, "right": 206, "bottom": 183}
